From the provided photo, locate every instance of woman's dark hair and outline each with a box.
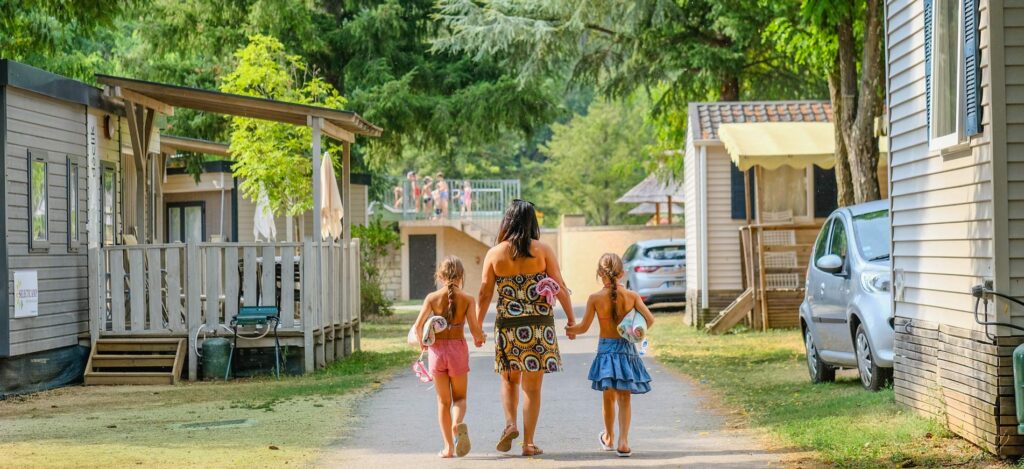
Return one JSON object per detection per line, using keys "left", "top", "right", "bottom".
{"left": 497, "top": 199, "right": 540, "bottom": 259}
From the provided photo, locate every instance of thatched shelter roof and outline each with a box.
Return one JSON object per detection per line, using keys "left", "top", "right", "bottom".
{"left": 616, "top": 174, "right": 684, "bottom": 204}
{"left": 628, "top": 202, "right": 684, "bottom": 215}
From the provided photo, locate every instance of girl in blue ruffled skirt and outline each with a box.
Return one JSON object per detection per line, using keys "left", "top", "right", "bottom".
{"left": 565, "top": 253, "right": 655, "bottom": 457}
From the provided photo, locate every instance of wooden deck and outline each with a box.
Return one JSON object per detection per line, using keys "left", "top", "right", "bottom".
{"left": 87, "top": 239, "right": 362, "bottom": 380}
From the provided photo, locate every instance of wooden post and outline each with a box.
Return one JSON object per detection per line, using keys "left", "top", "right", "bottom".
{"left": 302, "top": 239, "right": 315, "bottom": 373}
{"left": 743, "top": 169, "right": 752, "bottom": 225}
{"left": 655, "top": 202, "right": 661, "bottom": 225}
{"left": 754, "top": 166, "right": 769, "bottom": 330}
{"left": 667, "top": 196, "right": 673, "bottom": 225}
{"left": 352, "top": 238, "right": 361, "bottom": 352}
{"left": 88, "top": 247, "right": 103, "bottom": 348}
{"left": 342, "top": 141, "right": 353, "bottom": 359}
{"left": 186, "top": 242, "right": 201, "bottom": 381}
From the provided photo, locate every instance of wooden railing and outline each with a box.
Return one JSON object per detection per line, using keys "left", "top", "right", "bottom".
{"left": 739, "top": 223, "right": 822, "bottom": 329}
{"left": 88, "top": 239, "right": 361, "bottom": 379}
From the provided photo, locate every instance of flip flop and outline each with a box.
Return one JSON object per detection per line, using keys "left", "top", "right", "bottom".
{"left": 522, "top": 444, "right": 544, "bottom": 457}
{"left": 616, "top": 448, "right": 632, "bottom": 458}
{"left": 496, "top": 425, "right": 519, "bottom": 452}
{"left": 454, "top": 423, "right": 471, "bottom": 457}
{"left": 599, "top": 432, "right": 614, "bottom": 451}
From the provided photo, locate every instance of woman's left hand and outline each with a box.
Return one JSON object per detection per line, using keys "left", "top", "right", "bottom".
{"left": 565, "top": 319, "right": 577, "bottom": 340}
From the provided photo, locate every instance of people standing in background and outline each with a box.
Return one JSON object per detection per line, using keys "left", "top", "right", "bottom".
{"left": 461, "top": 180, "right": 473, "bottom": 219}
{"left": 408, "top": 171, "right": 421, "bottom": 213}
{"left": 393, "top": 184, "right": 404, "bottom": 209}
{"left": 437, "top": 173, "right": 450, "bottom": 218}
{"left": 422, "top": 176, "right": 435, "bottom": 218}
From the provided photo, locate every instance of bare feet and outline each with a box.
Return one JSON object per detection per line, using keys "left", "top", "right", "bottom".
{"left": 522, "top": 443, "right": 544, "bottom": 457}
{"left": 496, "top": 424, "right": 519, "bottom": 452}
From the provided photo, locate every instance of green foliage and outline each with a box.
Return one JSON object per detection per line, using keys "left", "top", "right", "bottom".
{"left": 540, "top": 98, "right": 654, "bottom": 225}
{"left": 0, "top": 0, "right": 137, "bottom": 80}
{"left": 219, "top": 34, "right": 347, "bottom": 216}
{"left": 353, "top": 217, "right": 402, "bottom": 317}
{"left": 434, "top": 0, "right": 828, "bottom": 149}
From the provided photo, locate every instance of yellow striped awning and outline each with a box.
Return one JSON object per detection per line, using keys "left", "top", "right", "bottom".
{"left": 717, "top": 122, "right": 836, "bottom": 171}
{"left": 717, "top": 122, "right": 890, "bottom": 171}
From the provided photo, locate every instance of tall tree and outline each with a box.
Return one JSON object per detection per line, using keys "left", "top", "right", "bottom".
{"left": 767, "top": 0, "right": 885, "bottom": 205}
{"left": 541, "top": 98, "right": 654, "bottom": 225}
{"left": 220, "top": 34, "right": 347, "bottom": 216}
{"left": 433, "top": 0, "right": 825, "bottom": 130}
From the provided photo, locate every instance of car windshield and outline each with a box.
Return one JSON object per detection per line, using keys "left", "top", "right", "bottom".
{"left": 852, "top": 209, "right": 890, "bottom": 261}
{"left": 645, "top": 245, "right": 685, "bottom": 260}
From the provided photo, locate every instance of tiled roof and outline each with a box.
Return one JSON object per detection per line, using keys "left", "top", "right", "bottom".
{"left": 690, "top": 101, "right": 832, "bottom": 140}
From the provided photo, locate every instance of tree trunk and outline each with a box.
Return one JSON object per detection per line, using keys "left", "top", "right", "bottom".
{"left": 720, "top": 74, "right": 740, "bottom": 101}
{"left": 835, "top": 0, "right": 884, "bottom": 204}
{"left": 828, "top": 59, "right": 855, "bottom": 207}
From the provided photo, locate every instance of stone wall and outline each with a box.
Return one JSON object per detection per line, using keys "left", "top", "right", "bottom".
{"left": 379, "top": 247, "right": 402, "bottom": 301}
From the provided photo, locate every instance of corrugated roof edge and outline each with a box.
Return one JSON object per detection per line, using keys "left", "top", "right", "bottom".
{"left": 0, "top": 59, "right": 120, "bottom": 114}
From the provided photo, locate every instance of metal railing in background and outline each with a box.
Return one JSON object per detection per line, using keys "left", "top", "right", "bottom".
{"left": 373, "top": 178, "right": 520, "bottom": 239}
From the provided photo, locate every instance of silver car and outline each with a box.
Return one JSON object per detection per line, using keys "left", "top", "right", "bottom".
{"left": 623, "top": 239, "right": 686, "bottom": 305}
{"left": 800, "top": 199, "right": 894, "bottom": 391}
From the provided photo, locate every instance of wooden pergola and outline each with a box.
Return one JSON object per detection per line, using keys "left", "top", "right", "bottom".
{"left": 87, "top": 75, "right": 382, "bottom": 380}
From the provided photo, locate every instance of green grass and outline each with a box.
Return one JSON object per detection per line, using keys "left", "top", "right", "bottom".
{"left": 649, "top": 314, "right": 1000, "bottom": 468}
{"left": 0, "top": 312, "right": 419, "bottom": 469}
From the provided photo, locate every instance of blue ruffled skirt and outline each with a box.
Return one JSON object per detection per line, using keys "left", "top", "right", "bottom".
{"left": 587, "top": 338, "right": 652, "bottom": 394}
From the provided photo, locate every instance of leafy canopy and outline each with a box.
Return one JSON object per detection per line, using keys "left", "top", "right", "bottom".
{"left": 541, "top": 98, "right": 654, "bottom": 225}
{"left": 219, "top": 34, "right": 347, "bottom": 217}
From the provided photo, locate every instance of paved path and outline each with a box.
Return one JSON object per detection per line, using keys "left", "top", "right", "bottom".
{"left": 318, "top": 312, "right": 782, "bottom": 468}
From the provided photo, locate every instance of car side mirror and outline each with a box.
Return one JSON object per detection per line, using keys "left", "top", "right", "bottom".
{"left": 816, "top": 254, "right": 844, "bottom": 274}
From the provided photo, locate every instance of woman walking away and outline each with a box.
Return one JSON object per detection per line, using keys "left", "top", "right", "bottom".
{"left": 477, "top": 200, "right": 577, "bottom": 457}
{"left": 412, "top": 256, "right": 486, "bottom": 458}
{"left": 566, "top": 253, "right": 655, "bottom": 457}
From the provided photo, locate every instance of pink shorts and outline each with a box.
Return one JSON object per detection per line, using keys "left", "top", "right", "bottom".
{"left": 429, "top": 339, "right": 470, "bottom": 376}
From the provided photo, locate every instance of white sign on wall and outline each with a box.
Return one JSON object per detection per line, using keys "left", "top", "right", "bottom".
{"left": 13, "top": 270, "right": 39, "bottom": 318}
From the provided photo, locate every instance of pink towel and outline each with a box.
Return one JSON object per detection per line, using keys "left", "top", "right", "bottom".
{"left": 536, "top": 277, "right": 561, "bottom": 305}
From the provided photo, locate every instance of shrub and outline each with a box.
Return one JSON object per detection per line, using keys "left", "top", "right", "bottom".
{"left": 353, "top": 217, "right": 401, "bottom": 317}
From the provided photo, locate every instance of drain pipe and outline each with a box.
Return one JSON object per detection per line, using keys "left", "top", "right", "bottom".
{"left": 699, "top": 144, "right": 709, "bottom": 312}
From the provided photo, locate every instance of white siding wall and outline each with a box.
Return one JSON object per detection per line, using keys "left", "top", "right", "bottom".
{"left": 1004, "top": 1, "right": 1024, "bottom": 304}
{"left": 706, "top": 146, "right": 745, "bottom": 291}
{"left": 888, "top": 0, "right": 994, "bottom": 331}
{"left": 5, "top": 88, "right": 89, "bottom": 355}
{"left": 684, "top": 141, "right": 747, "bottom": 295}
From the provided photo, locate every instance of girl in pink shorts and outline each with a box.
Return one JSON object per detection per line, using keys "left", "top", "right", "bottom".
{"left": 413, "top": 256, "right": 486, "bottom": 458}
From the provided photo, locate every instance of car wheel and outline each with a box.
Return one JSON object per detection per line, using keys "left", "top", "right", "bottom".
{"left": 805, "top": 327, "right": 835, "bottom": 384}
{"left": 855, "top": 324, "right": 892, "bottom": 391}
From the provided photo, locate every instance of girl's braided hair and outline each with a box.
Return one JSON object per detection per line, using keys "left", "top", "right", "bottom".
{"left": 435, "top": 256, "right": 465, "bottom": 321}
{"left": 597, "top": 253, "right": 625, "bottom": 322}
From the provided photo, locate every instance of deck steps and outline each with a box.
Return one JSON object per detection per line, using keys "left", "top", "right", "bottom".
{"left": 85, "top": 338, "right": 185, "bottom": 385}
{"left": 705, "top": 288, "right": 755, "bottom": 334}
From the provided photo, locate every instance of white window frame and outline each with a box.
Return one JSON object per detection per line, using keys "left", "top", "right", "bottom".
{"left": 929, "top": 0, "right": 965, "bottom": 151}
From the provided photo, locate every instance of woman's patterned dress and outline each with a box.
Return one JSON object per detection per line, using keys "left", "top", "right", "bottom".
{"left": 493, "top": 272, "right": 562, "bottom": 373}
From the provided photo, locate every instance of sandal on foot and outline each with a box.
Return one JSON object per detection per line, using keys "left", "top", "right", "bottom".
{"left": 522, "top": 444, "right": 544, "bottom": 457}
{"left": 599, "top": 432, "right": 614, "bottom": 451}
{"left": 495, "top": 425, "right": 519, "bottom": 452}
{"left": 454, "top": 423, "right": 471, "bottom": 457}
{"left": 438, "top": 450, "right": 453, "bottom": 458}
{"left": 616, "top": 447, "right": 632, "bottom": 458}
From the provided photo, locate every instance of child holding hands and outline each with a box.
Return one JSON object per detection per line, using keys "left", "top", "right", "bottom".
{"left": 413, "top": 256, "right": 486, "bottom": 458}
{"left": 565, "top": 253, "right": 655, "bottom": 457}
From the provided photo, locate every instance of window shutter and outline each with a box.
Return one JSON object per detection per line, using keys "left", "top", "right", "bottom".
{"left": 813, "top": 166, "right": 838, "bottom": 218}
{"left": 730, "top": 162, "right": 754, "bottom": 220}
{"left": 964, "top": 0, "right": 982, "bottom": 136}
{"left": 924, "top": 0, "right": 933, "bottom": 136}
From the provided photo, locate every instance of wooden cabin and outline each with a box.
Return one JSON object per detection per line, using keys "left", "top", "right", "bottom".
{"left": 683, "top": 102, "right": 889, "bottom": 330}
{"left": 0, "top": 60, "right": 131, "bottom": 396}
{"left": 886, "top": 0, "right": 1024, "bottom": 456}
{"left": 0, "top": 61, "right": 381, "bottom": 394}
